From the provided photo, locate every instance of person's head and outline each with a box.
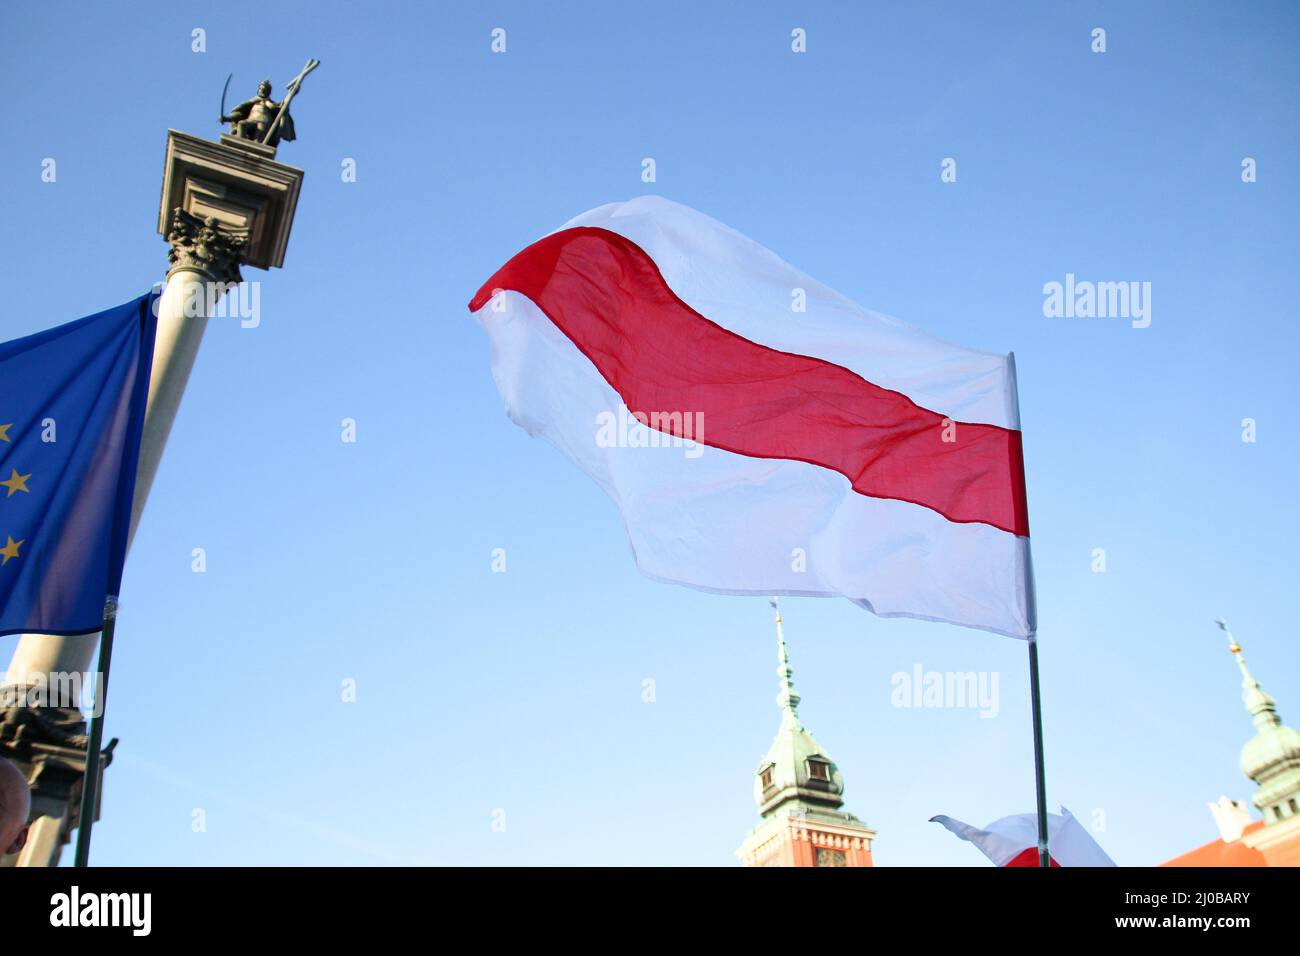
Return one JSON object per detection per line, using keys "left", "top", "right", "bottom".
{"left": 0, "top": 756, "right": 30, "bottom": 856}
{"left": 258, "top": 80, "right": 272, "bottom": 99}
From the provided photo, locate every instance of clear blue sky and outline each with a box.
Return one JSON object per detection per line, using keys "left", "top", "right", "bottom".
{"left": 1, "top": 1, "right": 1297, "bottom": 866}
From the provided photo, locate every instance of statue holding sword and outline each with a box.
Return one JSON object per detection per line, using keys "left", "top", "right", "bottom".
{"left": 220, "top": 58, "right": 320, "bottom": 148}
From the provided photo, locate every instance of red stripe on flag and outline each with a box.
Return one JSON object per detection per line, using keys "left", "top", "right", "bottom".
{"left": 1005, "top": 847, "right": 1061, "bottom": 867}
{"left": 470, "top": 227, "right": 1029, "bottom": 536}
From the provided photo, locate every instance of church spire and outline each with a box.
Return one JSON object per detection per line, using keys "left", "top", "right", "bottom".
{"left": 1217, "top": 619, "right": 1300, "bottom": 827}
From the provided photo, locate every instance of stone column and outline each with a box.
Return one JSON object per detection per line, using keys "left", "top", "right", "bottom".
{"left": 1, "top": 130, "right": 304, "bottom": 867}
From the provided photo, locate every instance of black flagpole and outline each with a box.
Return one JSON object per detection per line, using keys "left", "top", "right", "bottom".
{"left": 73, "top": 595, "right": 118, "bottom": 867}
{"left": 1028, "top": 635, "right": 1050, "bottom": 867}
{"left": 1008, "top": 352, "right": 1049, "bottom": 868}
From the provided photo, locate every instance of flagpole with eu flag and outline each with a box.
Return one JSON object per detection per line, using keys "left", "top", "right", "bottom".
{"left": 73, "top": 596, "right": 118, "bottom": 868}
{"left": 0, "top": 294, "right": 158, "bottom": 866}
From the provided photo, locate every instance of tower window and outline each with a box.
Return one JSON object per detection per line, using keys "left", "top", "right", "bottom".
{"left": 1290, "top": 798, "right": 1299, "bottom": 815}
{"left": 808, "top": 760, "right": 829, "bottom": 781}
{"left": 760, "top": 768, "right": 773, "bottom": 789}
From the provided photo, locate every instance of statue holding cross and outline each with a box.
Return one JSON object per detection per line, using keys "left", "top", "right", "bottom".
{"left": 220, "top": 58, "right": 320, "bottom": 148}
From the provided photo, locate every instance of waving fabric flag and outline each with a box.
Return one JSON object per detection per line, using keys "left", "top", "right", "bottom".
{"left": 0, "top": 294, "right": 157, "bottom": 638}
{"left": 470, "top": 197, "right": 1033, "bottom": 638}
{"left": 930, "top": 808, "right": 1116, "bottom": 866}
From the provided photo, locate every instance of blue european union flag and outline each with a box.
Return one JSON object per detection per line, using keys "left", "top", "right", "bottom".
{"left": 0, "top": 293, "right": 157, "bottom": 637}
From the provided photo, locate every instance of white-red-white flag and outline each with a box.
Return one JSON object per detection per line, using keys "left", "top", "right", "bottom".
{"left": 470, "top": 197, "right": 1034, "bottom": 638}
{"left": 930, "top": 808, "right": 1116, "bottom": 866}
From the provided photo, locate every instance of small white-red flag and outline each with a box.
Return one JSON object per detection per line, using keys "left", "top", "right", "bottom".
{"left": 930, "top": 808, "right": 1116, "bottom": 866}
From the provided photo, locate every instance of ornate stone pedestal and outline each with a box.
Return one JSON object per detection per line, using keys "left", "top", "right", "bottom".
{"left": 0, "top": 704, "right": 111, "bottom": 867}
{"left": 158, "top": 129, "right": 304, "bottom": 272}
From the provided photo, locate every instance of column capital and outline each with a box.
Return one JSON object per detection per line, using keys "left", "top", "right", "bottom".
{"left": 165, "top": 207, "right": 247, "bottom": 284}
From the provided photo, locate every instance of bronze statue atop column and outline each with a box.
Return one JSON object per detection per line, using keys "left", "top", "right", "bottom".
{"left": 219, "top": 59, "right": 320, "bottom": 148}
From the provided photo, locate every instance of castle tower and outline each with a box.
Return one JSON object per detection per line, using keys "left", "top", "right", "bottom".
{"left": 736, "top": 601, "right": 876, "bottom": 867}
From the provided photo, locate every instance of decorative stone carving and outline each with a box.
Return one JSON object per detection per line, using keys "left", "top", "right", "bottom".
{"left": 0, "top": 704, "right": 115, "bottom": 866}
{"left": 165, "top": 208, "right": 247, "bottom": 283}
